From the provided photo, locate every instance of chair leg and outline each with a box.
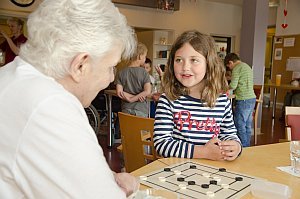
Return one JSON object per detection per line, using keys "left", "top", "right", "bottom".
{"left": 254, "top": 128, "right": 257, "bottom": 145}
{"left": 253, "top": 117, "right": 257, "bottom": 146}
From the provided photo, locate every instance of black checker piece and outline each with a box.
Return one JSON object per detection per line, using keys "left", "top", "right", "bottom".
{"left": 201, "top": 184, "right": 209, "bottom": 188}
{"left": 177, "top": 177, "right": 184, "bottom": 182}
{"left": 188, "top": 181, "right": 195, "bottom": 185}
{"left": 164, "top": 168, "right": 171, "bottom": 172}
{"left": 235, "top": 177, "right": 243, "bottom": 181}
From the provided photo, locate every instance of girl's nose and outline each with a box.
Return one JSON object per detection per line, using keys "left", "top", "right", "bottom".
{"left": 182, "top": 60, "right": 190, "bottom": 71}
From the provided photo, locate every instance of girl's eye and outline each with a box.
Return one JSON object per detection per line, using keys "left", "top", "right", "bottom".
{"left": 191, "top": 58, "right": 200, "bottom": 63}
{"left": 175, "top": 58, "right": 182, "bottom": 63}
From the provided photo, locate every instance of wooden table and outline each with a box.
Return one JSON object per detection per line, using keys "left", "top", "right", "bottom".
{"left": 104, "top": 90, "right": 153, "bottom": 147}
{"left": 132, "top": 142, "right": 300, "bottom": 198}
{"left": 265, "top": 83, "right": 300, "bottom": 118}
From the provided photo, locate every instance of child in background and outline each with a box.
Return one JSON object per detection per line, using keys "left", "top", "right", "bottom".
{"left": 154, "top": 30, "right": 242, "bottom": 161}
{"left": 116, "top": 42, "right": 152, "bottom": 117}
{"left": 143, "top": 57, "right": 155, "bottom": 85}
{"left": 142, "top": 57, "right": 157, "bottom": 118}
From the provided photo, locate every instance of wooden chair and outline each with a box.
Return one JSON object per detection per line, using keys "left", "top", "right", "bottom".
{"left": 253, "top": 85, "right": 263, "bottom": 145}
{"left": 118, "top": 112, "right": 157, "bottom": 172}
{"left": 285, "top": 106, "right": 300, "bottom": 141}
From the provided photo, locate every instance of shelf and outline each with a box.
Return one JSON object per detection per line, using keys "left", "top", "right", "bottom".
{"left": 136, "top": 29, "right": 174, "bottom": 75}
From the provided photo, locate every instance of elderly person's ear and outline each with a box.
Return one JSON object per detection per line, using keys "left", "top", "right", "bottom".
{"left": 69, "top": 53, "right": 89, "bottom": 82}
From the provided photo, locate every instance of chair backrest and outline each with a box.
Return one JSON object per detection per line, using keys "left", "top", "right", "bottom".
{"left": 253, "top": 85, "right": 263, "bottom": 145}
{"left": 285, "top": 106, "right": 300, "bottom": 141}
{"left": 287, "top": 115, "right": 300, "bottom": 140}
{"left": 118, "top": 112, "right": 156, "bottom": 172}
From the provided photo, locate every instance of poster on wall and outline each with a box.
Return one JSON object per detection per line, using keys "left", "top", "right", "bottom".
{"left": 274, "top": 48, "right": 282, "bottom": 60}
{"left": 283, "top": 37, "right": 295, "bottom": 47}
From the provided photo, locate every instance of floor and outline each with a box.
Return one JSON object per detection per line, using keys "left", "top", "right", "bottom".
{"left": 96, "top": 107, "right": 286, "bottom": 173}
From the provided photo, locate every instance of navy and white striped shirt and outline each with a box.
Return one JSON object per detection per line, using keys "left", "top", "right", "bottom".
{"left": 154, "top": 93, "right": 240, "bottom": 158}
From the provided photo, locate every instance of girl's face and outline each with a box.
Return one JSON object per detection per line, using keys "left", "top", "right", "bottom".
{"left": 174, "top": 43, "right": 207, "bottom": 98}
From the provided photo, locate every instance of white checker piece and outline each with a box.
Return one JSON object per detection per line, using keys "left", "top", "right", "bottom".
{"left": 140, "top": 161, "right": 258, "bottom": 199}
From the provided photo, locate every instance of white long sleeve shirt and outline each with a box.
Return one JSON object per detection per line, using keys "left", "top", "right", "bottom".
{"left": 0, "top": 57, "right": 125, "bottom": 198}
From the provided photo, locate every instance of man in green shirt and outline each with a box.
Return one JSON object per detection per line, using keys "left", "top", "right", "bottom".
{"left": 225, "top": 53, "right": 256, "bottom": 147}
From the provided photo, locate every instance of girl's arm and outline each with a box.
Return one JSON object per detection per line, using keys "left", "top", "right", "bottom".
{"left": 153, "top": 95, "right": 192, "bottom": 158}
{"left": 218, "top": 97, "right": 242, "bottom": 160}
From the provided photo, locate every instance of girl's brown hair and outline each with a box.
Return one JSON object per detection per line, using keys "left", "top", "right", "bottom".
{"left": 162, "top": 30, "right": 228, "bottom": 107}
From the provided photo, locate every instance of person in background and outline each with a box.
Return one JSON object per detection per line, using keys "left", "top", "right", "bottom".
{"left": 225, "top": 68, "right": 232, "bottom": 84}
{"left": 143, "top": 57, "right": 155, "bottom": 84}
{"left": 154, "top": 30, "right": 241, "bottom": 161}
{"left": 0, "top": 17, "right": 27, "bottom": 65}
{"left": 0, "top": 0, "right": 138, "bottom": 198}
{"left": 142, "top": 57, "right": 158, "bottom": 118}
{"left": 224, "top": 53, "right": 256, "bottom": 147}
{"left": 151, "top": 64, "right": 165, "bottom": 102}
{"left": 280, "top": 78, "right": 300, "bottom": 120}
{"left": 116, "top": 42, "right": 152, "bottom": 118}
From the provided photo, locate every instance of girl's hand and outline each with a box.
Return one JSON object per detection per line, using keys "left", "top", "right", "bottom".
{"left": 219, "top": 140, "right": 242, "bottom": 161}
{"left": 201, "top": 138, "right": 224, "bottom": 161}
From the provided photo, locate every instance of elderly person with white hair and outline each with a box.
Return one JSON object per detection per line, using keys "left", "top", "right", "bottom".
{"left": 0, "top": 0, "right": 138, "bottom": 198}
{"left": 0, "top": 17, "right": 27, "bottom": 65}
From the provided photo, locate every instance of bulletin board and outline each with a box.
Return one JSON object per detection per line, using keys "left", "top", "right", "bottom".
{"left": 271, "top": 34, "right": 300, "bottom": 103}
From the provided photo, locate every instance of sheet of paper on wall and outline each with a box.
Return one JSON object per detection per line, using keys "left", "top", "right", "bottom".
{"left": 286, "top": 57, "right": 300, "bottom": 71}
{"left": 274, "top": 48, "right": 282, "bottom": 60}
{"left": 292, "top": 72, "right": 300, "bottom": 79}
{"left": 283, "top": 37, "right": 295, "bottom": 47}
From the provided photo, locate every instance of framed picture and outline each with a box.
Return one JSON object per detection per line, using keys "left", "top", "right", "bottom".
{"left": 275, "top": 37, "right": 283, "bottom": 44}
{"left": 274, "top": 48, "right": 282, "bottom": 60}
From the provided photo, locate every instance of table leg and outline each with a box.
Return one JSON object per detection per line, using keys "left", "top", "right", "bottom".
{"left": 272, "top": 87, "right": 277, "bottom": 119}
{"left": 106, "top": 94, "right": 113, "bottom": 148}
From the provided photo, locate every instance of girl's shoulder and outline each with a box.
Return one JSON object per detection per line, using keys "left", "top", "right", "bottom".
{"left": 216, "top": 93, "right": 230, "bottom": 105}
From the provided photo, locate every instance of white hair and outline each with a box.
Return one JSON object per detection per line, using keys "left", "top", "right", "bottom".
{"left": 20, "top": 0, "right": 136, "bottom": 78}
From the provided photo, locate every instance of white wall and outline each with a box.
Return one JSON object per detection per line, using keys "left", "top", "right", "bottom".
{"left": 275, "top": 0, "right": 300, "bottom": 36}
{"left": 268, "top": 7, "right": 277, "bottom": 26}
{"left": 117, "top": 0, "right": 242, "bottom": 52}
